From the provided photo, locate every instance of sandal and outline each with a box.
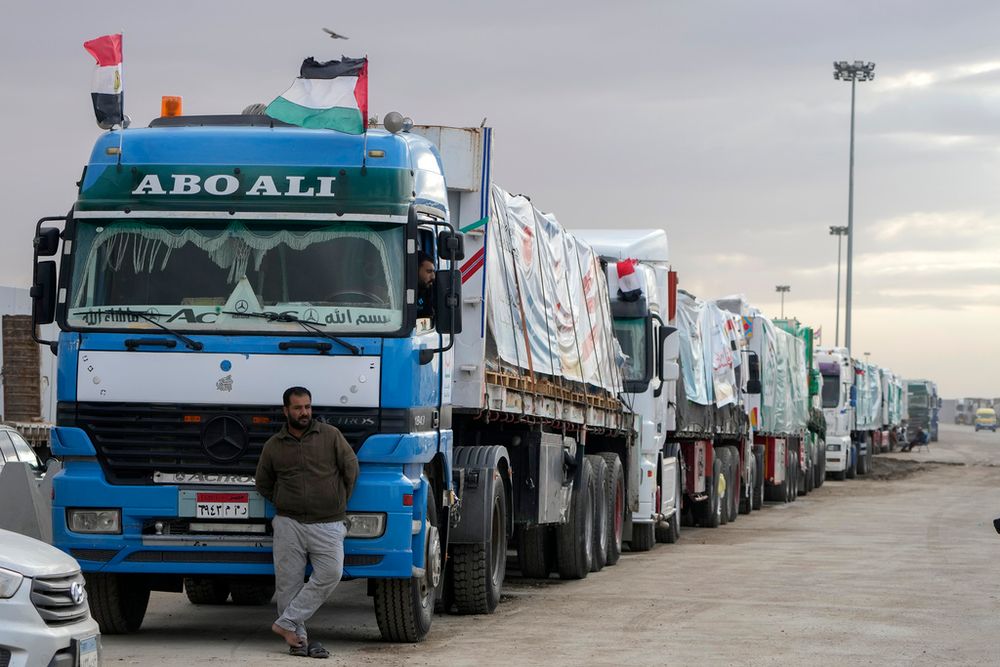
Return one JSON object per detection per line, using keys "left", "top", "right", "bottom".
{"left": 307, "top": 642, "right": 330, "bottom": 659}
{"left": 288, "top": 643, "right": 308, "bottom": 657}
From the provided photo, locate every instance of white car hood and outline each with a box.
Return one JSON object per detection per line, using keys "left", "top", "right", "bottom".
{"left": 0, "top": 528, "right": 80, "bottom": 578}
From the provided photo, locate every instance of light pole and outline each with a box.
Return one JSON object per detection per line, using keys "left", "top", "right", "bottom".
{"left": 776, "top": 285, "right": 790, "bottom": 318}
{"left": 833, "top": 59, "right": 875, "bottom": 352}
{"left": 830, "top": 225, "right": 848, "bottom": 346}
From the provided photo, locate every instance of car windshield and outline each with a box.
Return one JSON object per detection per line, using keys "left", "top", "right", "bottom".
{"left": 66, "top": 219, "right": 406, "bottom": 333}
{"left": 821, "top": 373, "right": 839, "bottom": 408}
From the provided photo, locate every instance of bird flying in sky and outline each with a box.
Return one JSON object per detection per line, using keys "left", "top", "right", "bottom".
{"left": 323, "top": 28, "right": 349, "bottom": 39}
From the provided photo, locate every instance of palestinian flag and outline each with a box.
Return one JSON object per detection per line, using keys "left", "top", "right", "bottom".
{"left": 266, "top": 56, "right": 368, "bottom": 134}
{"left": 83, "top": 33, "right": 124, "bottom": 129}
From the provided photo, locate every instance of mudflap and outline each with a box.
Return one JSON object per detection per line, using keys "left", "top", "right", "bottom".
{"left": 449, "top": 446, "right": 510, "bottom": 544}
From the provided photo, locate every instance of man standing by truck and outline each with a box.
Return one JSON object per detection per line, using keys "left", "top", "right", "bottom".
{"left": 256, "top": 387, "right": 359, "bottom": 657}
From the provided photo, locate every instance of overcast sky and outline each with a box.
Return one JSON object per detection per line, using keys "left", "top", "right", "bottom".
{"left": 1, "top": 1, "right": 997, "bottom": 398}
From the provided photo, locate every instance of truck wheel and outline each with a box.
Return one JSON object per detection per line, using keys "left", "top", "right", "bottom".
{"left": 599, "top": 452, "right": 625, "bottom": 566}
{"left": 375, "top": 491, "right": 440, "bottom": 641}
{"left": 725, "top": 446, "right": 739, "bottom": 522}
{"left": 229, "top": 578, "right": 275, "bottom": 605}
{"left": 697, "top": 458, "right": 723, "bottom": 527}
{"left": 557, "top": 457, "right": 594, "bottom": 578}
{"left": 857, "top": 446, "right": 868, "bottom": 475}
{"left": 586, "top": 455, "right": 609, "bottom": 572}
{"left": 846, "top": 446, "right": 857, "bottom": 479}
{"left": 752, "top": 453, "right": 764, "bottom": 510}
{"left": 815, "top": 449, "right": 826, "bottom": 488}
{"left": 715, "top": 449, "right": 731, "bottom": 525}
{"left": 84, "top": 573, "right": 150, "bottom": 634}
{"left": 739, "top": 459, "right": 753, "bottom": 515}
{"left": 453, "top": 472, "right": 507, "bottom": 614}
{"left": 788, "top": 454, "right": 798, "bottom": 502}
{"left": 516, "top": 525, "right": 551, "bottom": 579}
{"left": 630, "top": 521, "right": 655, "bottom": 552}
{"left": 184, "top": 577, "right": 230, "bottom": 605}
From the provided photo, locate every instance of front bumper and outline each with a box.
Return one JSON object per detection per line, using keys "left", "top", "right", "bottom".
{"left": 0, "top": 578, "right": 101, "bottom": 667}
{"left": 824, "top": 436, "right": 851, "bottom": 472}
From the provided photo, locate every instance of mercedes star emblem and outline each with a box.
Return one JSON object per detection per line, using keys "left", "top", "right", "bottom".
{"left": 235, "top": 299, "right": 249, "bottom": 313}
{"left": 70, "top": 581, "right": 85, "bottom": 605}
{"left": 201, "top": 416, "right": 249, "bottom": 463}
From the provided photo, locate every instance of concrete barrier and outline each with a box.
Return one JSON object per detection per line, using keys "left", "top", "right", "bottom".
{"left": 0, "top": 461, "right": 52, "bottom": 543}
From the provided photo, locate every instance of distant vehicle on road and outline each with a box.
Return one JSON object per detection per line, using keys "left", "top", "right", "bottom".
{"left": 0, "top": 528, "right": 101, "bottom": 666}
{"left": 974, "top": 408, "right": 998, "bottom": 432}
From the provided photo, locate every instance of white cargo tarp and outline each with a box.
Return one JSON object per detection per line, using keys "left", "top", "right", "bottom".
{"left": 485, "top": 186, "right": 622, "bottom": 393}
{"left": 677, "top": 292, "right": 738, "bottom": 408}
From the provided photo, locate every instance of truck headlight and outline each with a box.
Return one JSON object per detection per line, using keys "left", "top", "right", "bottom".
{"left": 0, "top": 567, "right": 24, "bottom": 599}
{"left": 826, "top": 443, "right": 841, "bottom": 452}
{"left": 68, "top": 509, "right": 121, "bottom": 534}
{"left": 346, "top": 513, "right": 386, "bottom": 538}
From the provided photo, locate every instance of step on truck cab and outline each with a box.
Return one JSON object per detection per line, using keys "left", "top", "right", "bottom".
{"left": 30, "top": 113, "right": 467, "bottom": 641}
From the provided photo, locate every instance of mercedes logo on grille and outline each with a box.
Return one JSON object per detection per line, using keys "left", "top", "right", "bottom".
{"left": 70, "top": 581, "right": 85, "bottom": 605}
{"left": 201, "top": 416, "right": 249, "bottom": 463}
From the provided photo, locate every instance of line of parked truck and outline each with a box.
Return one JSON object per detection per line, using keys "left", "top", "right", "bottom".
{"left": 23, "top": 113, "right": 941, "bottom": 643}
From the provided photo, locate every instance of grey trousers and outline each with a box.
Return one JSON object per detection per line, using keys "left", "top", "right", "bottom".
{"left": 272, "top": 514, "right": 347, "bottom": 637}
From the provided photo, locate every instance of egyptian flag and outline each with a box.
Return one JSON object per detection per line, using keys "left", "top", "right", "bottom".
{"left": 266, "top": 56, "right": 368, "bottom": 134}
{"left": 616, "top": 259, "right": 643, "bottom": 302}
{"left": 83, "top": 34, "right": 124, "bottom": 129}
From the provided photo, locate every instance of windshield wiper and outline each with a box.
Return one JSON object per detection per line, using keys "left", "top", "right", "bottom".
{"left": 79, "top": 308, "right": 204, "bottom": 351}
{"left": 221, "top": 311, "right": 360, "bottom": 355}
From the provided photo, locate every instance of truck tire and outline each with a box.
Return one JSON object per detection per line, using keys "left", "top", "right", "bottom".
{"left": 84, "top": 573, "right": 150, "bottom": 634}
{"left": 453, "top": 472, "right": 507, "bottom": 614}
{"left": 846, "top": 446, "right": 857, "bottom": 479}
{"left": 715, "top": 448, "right": 731, "bottom": 525}
{"left": 739, "top": 459, "right": 753, "bottom": 515}
{"left": 374, "top": 491, "right": 439, "bottom": 641}
{"left": 586, "top": 455, "right": 609, "bottom": 572}
{"left": 229, "top": 578, "right": 275, "bottom": 605}
{"left": 184, "top": 577, "right": 230, "bottom": 605}
{"left": 725, "top": 446, "right": 739, "bottom": 522}
{"left": 599, "top": 452, "right": 625, "bottom": 566}
{"left": 630, "top": 521, "right": 655, "bottom": 552}
{"left": 815, "top": 448, "right": 826, "bottom": 488}
{"left": 857, "top": 444, "right": 868, "bottom": 475}
{"left": 697, "top": 458, "right": 723, "bottom": 527}
{"left": 516, "top": 525, "right": 551, "bottom": 579}
{"left": 788, "top": 454, "right": 798, "bottom": 502}
{"left": 752, "top": 452, "right": 764, "bottom": 510}
{"left": 557, "top": 457, "right": 595, "bottom": 577}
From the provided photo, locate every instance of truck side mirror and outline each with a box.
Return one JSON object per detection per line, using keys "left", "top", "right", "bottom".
{"left": 746, "top": 379, "right": 762, "bottom": 395}
{"left": 31, "top": 261, "right": 57, "bottom": 325}
{"left": 849, "top": 384, "right": 857, "bottom": 407}
{"left": 34, "top": 227, "right": 61, "bottom": 257}
{"left": 437, "top": 230, "right": 465, "bottom": 261}
{"left": 657, "top": 326, "right": 679, "bottom": 382}
{"left": 435, "top": 269, "right": 463, "bottom": 335}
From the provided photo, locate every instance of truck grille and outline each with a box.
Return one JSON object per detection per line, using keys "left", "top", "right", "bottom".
{"left": 59, "top": 402, "right": 380, "bottom": 483}
{"left": 30, "top": 571, "right": 90, "bottom": 626}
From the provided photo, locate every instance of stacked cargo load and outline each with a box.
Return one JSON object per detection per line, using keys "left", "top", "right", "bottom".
{"left": 775, "top": 318, "right": 825, "bottom": 493}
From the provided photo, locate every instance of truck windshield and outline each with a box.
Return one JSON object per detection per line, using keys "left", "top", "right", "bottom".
{"left": 613, "top": 317, "right": 647, "bottom": 383}
{"left": 821, "top": 374, "right": 840, "bottom": 408}
{"left": 66, "top": 219, "right": 405, "bottom": 333}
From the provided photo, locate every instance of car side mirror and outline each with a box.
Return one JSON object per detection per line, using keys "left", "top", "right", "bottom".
{"left": 437, "top": 230, "right": 465, "bottom": 261}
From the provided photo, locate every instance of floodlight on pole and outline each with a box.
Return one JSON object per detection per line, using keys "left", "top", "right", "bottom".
{"left": 775, "top": 285, "right": 791, "bottom": 318}
{"left": 833, "top": 59, "right": 875, "bottom": 353}
{"left": 829, "top": 225, "right": 849, "bottom": 347}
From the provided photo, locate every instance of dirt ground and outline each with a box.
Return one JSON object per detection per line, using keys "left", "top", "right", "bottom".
{"left": 101, "top": 423, "right": 1000, "bottom": 666}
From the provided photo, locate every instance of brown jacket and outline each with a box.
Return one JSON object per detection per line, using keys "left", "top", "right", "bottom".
{"left": 255, "top": 420, "right": 359, "bottom": 524}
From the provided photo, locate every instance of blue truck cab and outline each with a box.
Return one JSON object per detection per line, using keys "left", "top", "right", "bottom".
{"left": 30, "top": 114, "right": 464, "bottom": 641}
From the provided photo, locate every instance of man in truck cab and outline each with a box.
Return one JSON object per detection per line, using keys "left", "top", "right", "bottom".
{"left": 256, "top": 386, "right": 360, "bottom": 658}
{"left": 416, "top": 250, "right": 436, "bottom": 321}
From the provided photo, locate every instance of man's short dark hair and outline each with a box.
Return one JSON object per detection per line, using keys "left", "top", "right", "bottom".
{"left": 417, "top": 250, "right": 434, "bottom": 266}
{"left": 283, "top": 386, "right": 312, "bottom": 406}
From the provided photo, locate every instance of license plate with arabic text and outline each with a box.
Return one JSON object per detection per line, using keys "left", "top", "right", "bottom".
{"left": 79, "top": 635, "right": 99, "bottom": 667}
{"left": 195, "top": 492, "right": 249, "bottom": 519}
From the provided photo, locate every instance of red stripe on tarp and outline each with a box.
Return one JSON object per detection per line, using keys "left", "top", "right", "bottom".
{"left": 83, "top": 34, "right": 123, "bottom": 67}
{"left": 354, "top": 59, "right": 369, "bottom": 129}
{"left": 196, "top": 492, "right": 248, "bottom": 503}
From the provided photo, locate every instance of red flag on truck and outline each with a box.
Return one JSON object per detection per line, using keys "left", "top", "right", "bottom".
{"left": 83, "top": 33, "right": 124, "bottom": 129}
{"left": 616, "top": 259, "right": 642, "bottom": 301}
